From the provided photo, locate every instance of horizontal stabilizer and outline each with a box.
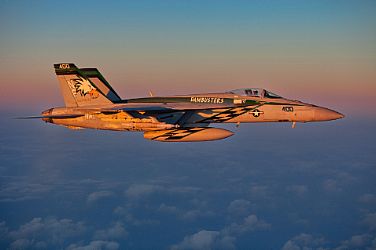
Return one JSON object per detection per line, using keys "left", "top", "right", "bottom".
{"left": 16, "top": 114, "right": 84, "bottom": 119}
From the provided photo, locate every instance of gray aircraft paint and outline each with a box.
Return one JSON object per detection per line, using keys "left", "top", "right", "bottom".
{"left": 31, "top": 63, "right": 344, "bottom": 142}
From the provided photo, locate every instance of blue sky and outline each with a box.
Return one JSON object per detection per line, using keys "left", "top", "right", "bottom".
{"left": 0, "top": 1, "right": 376, "bottom": 249}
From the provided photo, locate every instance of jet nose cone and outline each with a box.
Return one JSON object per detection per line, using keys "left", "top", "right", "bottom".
{"left": 314, "top": 108, "right": 344, "bottom": 121}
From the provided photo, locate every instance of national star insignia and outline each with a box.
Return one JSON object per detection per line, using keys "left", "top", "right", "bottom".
{"left": 198, "top": 105, "right": 262, "bottom": 123}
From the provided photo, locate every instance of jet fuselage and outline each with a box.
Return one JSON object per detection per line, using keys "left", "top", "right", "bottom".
{"left": 33, "top": 63, "right": 344, "bottom": 142}
{"left": 43, "top": 93, "right": 343, "bottom": 131}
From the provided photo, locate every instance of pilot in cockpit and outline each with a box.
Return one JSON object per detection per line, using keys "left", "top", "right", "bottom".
{"left": 245, "top": 89, "right": 252, "bottom": 96}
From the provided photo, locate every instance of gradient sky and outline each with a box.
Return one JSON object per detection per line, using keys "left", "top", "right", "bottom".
{"left": 0, "top": 0, "right": 375, "bottom": 115}
{"left": 1, "top": 1, "right": 376, "bottom": 250}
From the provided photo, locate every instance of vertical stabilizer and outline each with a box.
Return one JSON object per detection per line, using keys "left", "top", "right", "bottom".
{"left": 54, "top": 63, "right": 113, "bottom": 107}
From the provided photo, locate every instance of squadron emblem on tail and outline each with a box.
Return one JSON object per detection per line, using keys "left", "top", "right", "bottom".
{"left": 68, "top": 77, "right": 99, "bottom": 99}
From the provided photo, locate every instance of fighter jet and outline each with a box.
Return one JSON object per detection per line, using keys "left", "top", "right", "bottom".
{"left": 26, "top": 63, "right": 344, "bottom": 142}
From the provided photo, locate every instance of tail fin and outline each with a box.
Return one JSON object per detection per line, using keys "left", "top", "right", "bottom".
{"left": 54, "top": 63, "right": 114, "bottom": 107}
{"left": 80, "top": 67, "right": 121, "bottom": 102}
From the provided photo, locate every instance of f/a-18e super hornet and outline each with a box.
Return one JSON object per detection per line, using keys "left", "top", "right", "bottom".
{"left": 27, "top": 63, "right": 344, "bottom": 142}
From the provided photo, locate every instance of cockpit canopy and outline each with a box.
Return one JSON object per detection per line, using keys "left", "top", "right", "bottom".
{"left": 227, "top": 88, "right": 282, "bottom": 98}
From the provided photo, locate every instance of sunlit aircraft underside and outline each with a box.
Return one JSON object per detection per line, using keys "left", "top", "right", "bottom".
{"left": 25, "top": 63, "right": 344, "bottom": 142}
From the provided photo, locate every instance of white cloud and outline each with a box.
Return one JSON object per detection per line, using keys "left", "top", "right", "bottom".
{"left": 281, "top": 240, "right": 299, "bottom": 250}
{"left": 181, "top": 209, "right": 215, "bottom": 221}
{"left": 5, "top": 217, "right": 86, "bottom": 248}
{"left": 113, "top": 206, "right": 159, "bottom": 226}
{"left": 0, "top": 180, "right": 52, "bottom": 202}
{"left": 125, "top": 184, "right": 200, "bottom": 199}
{"left": 0, "top": 221, "right": 8, "bottom": 240}
{"left": 125, "top": 184, "right": 163, "bottom": 198}
{"left": 286, "top": 185, "right": 308, "bottom": 196}
{"left": 281, "top": 233, "right": 326, "bottom": 250}
{"left": 158, "top": 203, "right": 178, "bottom": 214}
{"left": 172, "top": 213, "right": 270, "bottom": 249}
{"left": 363, "top": 212, "right": 376, "bottom": 231}
{"left": 322, "top": 179, "right": 341, "bottom": 192}
{"left": 226, "top": 214, "right": 271, "bottom": 234}
{"left": 10, "top": 239, "right": 47, "bottom": 249}
{"left": 87, "top": 190, "right": 114, "bottom": 203}
{"left": 171, "top": 230, "right": 235, "bottom": 250}
{"left": 157, "top": 203, "right": 214, "bottom": 222}
{"left": 334, "top": 233, "right": 376, "bottom": 250}
{"left": 359, "top": 194, "right": 376, "bottom": 204}
{"left": 250, "top": 185, "right": 269, "bottom": 196}
{"left": 227, "top": 199, "right": 251, "bottom": 216}
{"left": 67, "top": 240, "right": 119, "bottom": 250}
{"left": 9, "top": 238, "right": 32, "bottom": 249}
{"left": 9, "top": 217, "right": 85, "bottom": 239}
{"left": 93, "top": 222, "right": 127, "bottom": 240}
